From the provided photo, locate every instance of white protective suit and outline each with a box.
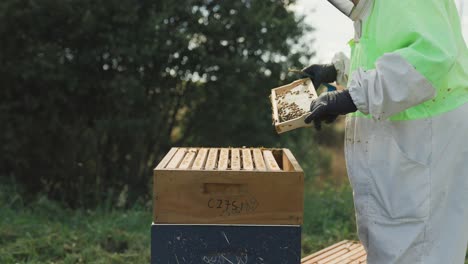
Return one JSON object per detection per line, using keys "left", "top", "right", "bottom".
{"left": 327, "top": 0, "right": 468, "bottom": 263}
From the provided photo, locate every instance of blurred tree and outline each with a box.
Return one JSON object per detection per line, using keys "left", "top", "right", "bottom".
{"left": 0, "top": 0, "right": 315, "bottom": 207}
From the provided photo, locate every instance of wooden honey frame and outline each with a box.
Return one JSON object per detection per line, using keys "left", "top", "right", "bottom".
{"left": 271, "top": 78, "right": 317, "bottom": 134}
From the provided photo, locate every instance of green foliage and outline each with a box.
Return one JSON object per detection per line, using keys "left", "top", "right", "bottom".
{"left": 2, "top": 183, "right": 346, "bottom": 263}
{"left": 0, "top": 0, "right": 314, "bottom": 207}
{"left": 0, "top": 192, "right": 150, "bottom": 263}
{"left": 0, "top": 183, "right": 355, "bottom": 263}
{"left": 278, "top": 128, "right": 326, "bottom": 181}
{"left": 1, "top": 184, "right": 467, "bottom": 262}
{"left": 301, "top": 183, "right": 357, "bottom": 255}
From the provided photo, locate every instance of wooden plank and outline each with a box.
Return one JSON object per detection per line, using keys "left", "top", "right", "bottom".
{"left": 333, "top": 248, "right": 366, "bottom": 264}
{"left": 301, "top": 242, "right": 367, "bottom": 264}
{"left": 217, "top": 148, "right": 229, "bottom": 170}
{"left": 282, "top": 148, "right": 303, "bottom": 172}
{"left": 301, "top": 240, "right": 350, "bottom": 262}
{"left": 270, "top": 89, "right": 280, "bottom": 124}
{"left": 317, "top": 244, "right": 361, "bottom": 264}
{"left": 275, "top": 114, "right": 310, "bottom": 134}
{"left": 263, "top": 150, "right": 281, "bottom": 171}
{"left": 230, "top": 148, "right": 241, "bottom": 170}
{"left": 242, "top": 149, "right": 253, "bottom": 170}
{"left": 301, "top": 241, "right": 356, "bottom": 264}
{"left": 273, "top": 78, "right": 309, "bottom": 94}
{"left": 178, "top": 148, "right": 198, "bottom": 169}
{"left": 155, "top": 147, "right": 178, "bottom": 170}
{"left": 204, "top": 148, "right": 218, "bottom": 170}
{"left": 192, "top": 148, "right": 208, "bottom": 170}
{"left": 252, "top": 149, "right": 266, "bottom": 171}
{"left": 165, "top": 148, "right": 187, "bottom": 169}
{"left": 349, "top": 253, "right": 367, "bottom": 264}
{"left": 326, "top": 247, "right": 364, "bottom": 264}
{"left": 327, "top": 242, "right": 366, "bottom": 264}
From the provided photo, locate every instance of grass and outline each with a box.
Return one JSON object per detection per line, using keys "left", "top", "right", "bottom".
{"left": 301, "top": 183, "right": 357, "bottom": 256}
{"left": 0, "top": 195, "right": 151, "bottom": 263}
{"left": 0, "top": 184, "right": 355, "bottom": 263}
{"left": 0, "top": 184, "right": 466, "bottom": 263}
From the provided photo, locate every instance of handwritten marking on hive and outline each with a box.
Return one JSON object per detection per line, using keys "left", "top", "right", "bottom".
{"left": 207, "top": 196, "right": 259, "bottom": 216}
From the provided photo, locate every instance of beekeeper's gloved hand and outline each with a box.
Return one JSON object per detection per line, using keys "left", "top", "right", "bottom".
{"left": 305, "top": 89, "right": 357, "bottom": 130}
{"left": 302, "top": 64, "right": 337, "bottom": 89}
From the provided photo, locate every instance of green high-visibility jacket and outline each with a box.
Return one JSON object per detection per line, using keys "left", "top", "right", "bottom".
{"left": 344, "top": 0, "right": 468, "bottom": 120}
{"left": 327, "top": 0, "right": 468, "bottom": 263}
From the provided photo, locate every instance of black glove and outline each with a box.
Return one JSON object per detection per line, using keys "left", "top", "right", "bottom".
{"left": 304, "top": 89, "right": 357, "bottom": 130}
{"left": 301, "top": 64, "right": 337, "bottom": 89}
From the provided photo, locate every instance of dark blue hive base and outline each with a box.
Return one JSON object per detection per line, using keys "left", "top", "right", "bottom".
{"left": 151, "top": 224, "right": 301, "bottom": 264}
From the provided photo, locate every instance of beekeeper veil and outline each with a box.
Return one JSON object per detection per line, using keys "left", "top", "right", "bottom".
{"left": 327, "top": 0, "right": 358, "bottom": 17}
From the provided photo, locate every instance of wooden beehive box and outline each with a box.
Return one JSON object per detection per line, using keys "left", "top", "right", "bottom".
{"left": 153, "top": 147, "right": 304, "bottom": 225}
{"left": 271, "top": 78, "right": 317, "bottom": 134}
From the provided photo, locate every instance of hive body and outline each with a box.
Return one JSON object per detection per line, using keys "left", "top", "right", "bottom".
{"left": 154, "top": 147, "right": 304, "bottom": 225}
{"left": 152, "top": 147, "right": 304, "bottom": 263}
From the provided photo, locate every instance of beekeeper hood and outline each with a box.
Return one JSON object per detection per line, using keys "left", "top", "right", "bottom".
{"left": 327, "top": 0, "right": 369, "bottom": 21}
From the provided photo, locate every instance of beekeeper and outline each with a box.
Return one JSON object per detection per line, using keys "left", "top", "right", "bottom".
{"left": 303, "top": 0, "right": 468, "bottom": 263}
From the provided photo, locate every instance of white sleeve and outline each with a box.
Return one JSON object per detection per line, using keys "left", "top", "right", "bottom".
{"left": 332, "top": 52, "right": 350, "bottom": 87}
{"left": 347, "top": 53, "right": 436, "bottom": 120}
